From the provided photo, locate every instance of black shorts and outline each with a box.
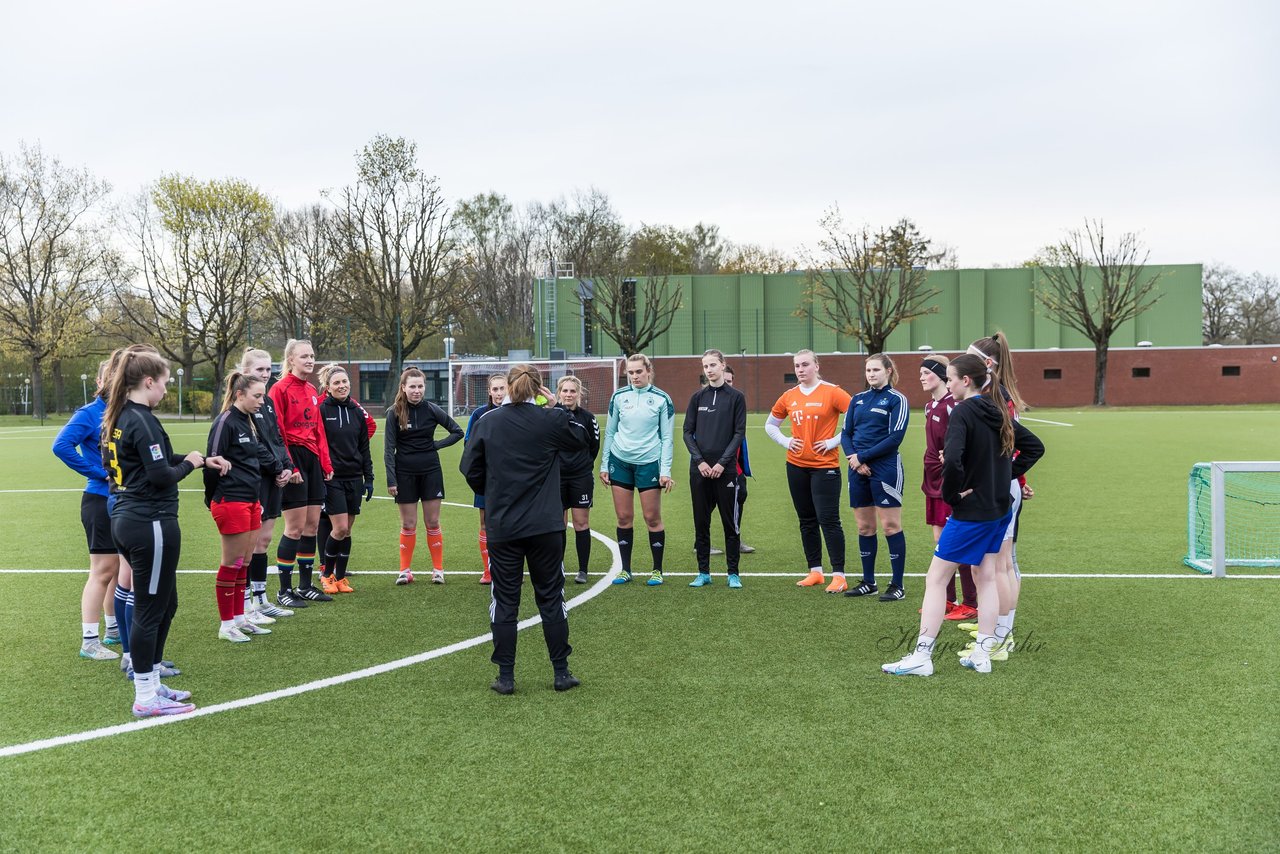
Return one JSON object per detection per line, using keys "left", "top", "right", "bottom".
{"left": 325, "top": 477, "right": 364, "bottom": 517}
{"left": 394, "top": 469, "right": 444, "bottom": 504}
{"left": 259, "top": 478, "right": 283, "bottom": 521}
{"left": 282, "top": 445, "right": 326, "bottom": 510}
{"left": 561, "top": 472, "right": 595, "bottom": 510}
{"left": 81, "top": 493, "right": 117, "bottom": 555}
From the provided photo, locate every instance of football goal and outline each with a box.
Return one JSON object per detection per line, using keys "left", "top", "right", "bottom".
{"left": 448, "top": 358, "right": 622, "bottom": 418}
{"left": 1185, "top": 461, "right": 1280, "bottom": 577}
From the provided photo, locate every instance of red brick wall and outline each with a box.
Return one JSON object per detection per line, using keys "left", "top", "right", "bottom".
{"left": 652, "top": 346, "right": 1280, "bottom": 410}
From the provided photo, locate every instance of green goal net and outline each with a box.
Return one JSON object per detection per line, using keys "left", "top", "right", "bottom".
{"left": 1185, "top": 462, "right": 1280, "bottom": 575}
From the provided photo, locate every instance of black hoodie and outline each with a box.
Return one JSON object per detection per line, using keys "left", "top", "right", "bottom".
{"left": 320, "top": 395, "right": 374, "bottom": 482}
{"left": 941, "top": 395, "right": 1044, "bottom": 521}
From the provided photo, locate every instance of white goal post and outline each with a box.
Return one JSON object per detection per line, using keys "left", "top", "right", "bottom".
{"left": 448, "top": 358, "right": 623, "bottom": 419}
{"left": 1185, "top": 461, "right": 1280, "bottom": 578}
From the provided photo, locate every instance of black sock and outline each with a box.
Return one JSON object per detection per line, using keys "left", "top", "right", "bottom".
{"left": 649, "top": 529, "right": 665, "bottom": 574}
{"left": 276, "top": 535, "right": 299, "bottom": 592}
{"left": 616, "top": 527, "right": 633, "bottom": 574}
{"left": 336, "top": 536, "right": 352, "bottom": 580}
{"left": 249, "top": 551, "right": 268, "bottom": 585}
{"left": 575, "top": 529, "right": 591, "bottom": 575}
{"left": 297, "top": 534, "right": 316, "bottom": 589}
{"left": 323, "top": 534, "right": 340, "bottom": 577}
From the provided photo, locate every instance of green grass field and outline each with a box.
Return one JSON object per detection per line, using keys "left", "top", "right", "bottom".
{"left": 1, "top": 407, "right": 1278, "bottom": 852}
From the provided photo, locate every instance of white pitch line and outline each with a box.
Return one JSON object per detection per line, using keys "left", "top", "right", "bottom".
{"left": 1021, "top": 417, "right": 1074, "bottom": 427}
{"left": 0, "top": 530, "right": 621, "bottom": 760}
{"left": 3, "top": 568, "right": 1275, "bottom": 580}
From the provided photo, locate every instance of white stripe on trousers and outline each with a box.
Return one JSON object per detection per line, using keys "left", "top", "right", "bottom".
{"left": 149, "top": 520, "right": 163, "bottom": 595}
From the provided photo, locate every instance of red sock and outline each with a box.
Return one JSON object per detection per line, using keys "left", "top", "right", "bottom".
{"left": 478, "top": 531, "right": 489, "bottom": 573}
{"left": 234, "top": 561, "right": 248, "bottom": 617}
{"left": 216, "top": 565, "right": 238, "bottom": 621}
{"left": 399, "top": 528, "right": 416, "bottom": 572}
{"left": 427, "top": 527, "right": 444, "bottom": 571}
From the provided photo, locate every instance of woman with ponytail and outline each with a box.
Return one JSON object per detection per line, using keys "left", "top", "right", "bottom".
{"left": 882, "top": 354, "right": 1044, "bottom": 677}
{"left": 963, "top": 332, "right": 1032, "bottom": 656}
{"left": 385, "top": 367, "right": 464, "bottom": 585}
{"left": 205, "top": 371, "right": 282, "bottom": 642}
{"left": 268, "top": 339, "right": 333, "bottom": 606}
{"left": 460, "top": 364, "right": 587, "bottom": 694}
{"left": 103, "top": 346, "right": 223, "bottom": 716}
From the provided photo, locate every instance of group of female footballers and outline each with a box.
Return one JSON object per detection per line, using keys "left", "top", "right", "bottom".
{"left": 56, "top": 332, "right": 1044, "bottom": 715}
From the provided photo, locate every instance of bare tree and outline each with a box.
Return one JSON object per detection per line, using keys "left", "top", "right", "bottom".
{"left": 0, "top": 144, "right": 118, "bottom": 419}
{"left": 1202, "top": 262, "right": 1240, "bottom": 345}
{"left": 1033, "top": 220, "right": 1164, "bottom": 405}
{"left": 263, "top": 204, "right": 342, "bottom": 353}
{"left": 1235, "top": 272, "right": 1280, "bottom": 345}
{"left": 802, "top": 208, "right": 941, "bottom": 356}
{"left": 454, "top": 192, "right": 543, "bottom": 354}
{"left": 327, "top": 134, "right": 467, "bottom": 402}
{"left": 118, "top": 175, "right": 274, "bottom": 395}
{"left": 547, "top": 190, "right": 684, "bottom": 356}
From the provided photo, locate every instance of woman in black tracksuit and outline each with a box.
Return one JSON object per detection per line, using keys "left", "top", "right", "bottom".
{"left": 103, "top": 346, "right": 219, "bottom": 717}
{"left": 385, "top": 367, "right": 464, "bottom": 585}
{"left": 460, "top": 364, "right": 588, "bottom": 695}
{"left": 205, "top": 371, "right": 282, "bottom": 642}
{"left": 317, "top": 364, "right": 374, "bottom": 594}
{"left": 683, "top": 349, "right": 747, "bottom": 587}
{"left": 555, "top": 375, "right": 600, "bottom": 585}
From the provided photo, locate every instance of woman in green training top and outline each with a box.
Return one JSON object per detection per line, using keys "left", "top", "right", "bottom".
{"left": 599, "top": 353, "right": 675, "bottom": 586}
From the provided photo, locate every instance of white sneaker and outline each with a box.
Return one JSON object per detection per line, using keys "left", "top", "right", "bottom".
{"left": 882, "top": 652, "right": 934, "bottom": 676}
{"left": 431, "top": 569, "right": 445, "bottom": 584}
{"left": 960, "top": 654, "right": 993, "bottom": 673}
{"left": 132, "top": 694, "right": 195, "bottom": 717}
{"left": 957, "top": 641, "right": 1009, "bottom": 662}
{"left": 257, "top": 601, "right": 293, "bottom": 618}
{"left": 218, "top": 625, "right": 252, "bottom": 643}
{"left": 156, "top": 682, "right": 192, "bottom": 702}
{"left": 235, "top": 619, "right": 272, "bottom": 636}
{"left": 79, "top": 639, "right": 121, "bottom": 660}
{"left": 245, "top": 609, "right": 276, "bottom": 626}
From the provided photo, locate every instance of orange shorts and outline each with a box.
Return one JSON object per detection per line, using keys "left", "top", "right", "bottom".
{"left": 211, "top": 499, "right": 263, "bottom": 536}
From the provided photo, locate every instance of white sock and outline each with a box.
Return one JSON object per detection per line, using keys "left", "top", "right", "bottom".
{"left": 134, "top": 669, "right": 158, "bottom": 703}
{"left": 832, "top": 571, "right": 845, "bottom": 577}
{"left": 810, "top": 566, "right": 823, "bottom": 574}
{"left": 973, "top": 633, "right": 999, "bottom": 660}
{"left": 220, "top": 619, "right": 236, "bottom": 631}
{"left": 995, "top": 615, "right": 1012, "bottom": 642}
{"left": 1007, "top": 608, "right": 1017, "bottom": 633}
{"left": 913, "top": 634, "right": 936, "bottom": 656}
{"left": 82, "top": 622, "right": 99, "bottom": 642}
{"left": 105, "top": 615, "right": 118, "bottom": 631}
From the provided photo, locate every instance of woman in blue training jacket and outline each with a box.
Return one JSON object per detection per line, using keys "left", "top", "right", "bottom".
{"left": 52, "top": 359, "right": 130, "bottom": 662}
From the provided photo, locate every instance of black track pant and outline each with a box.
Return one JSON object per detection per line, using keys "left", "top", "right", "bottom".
{"left": 785, "top": 463, "right": 845, "bottom": 573}
{"left": 489, "top": 530, "right": 571, "bottom": 671}
{"left": 691, "top": 470, "right": 741, "bottom": 573}
{"left": 112, "top": 516, "right": 181, "bottom": 672}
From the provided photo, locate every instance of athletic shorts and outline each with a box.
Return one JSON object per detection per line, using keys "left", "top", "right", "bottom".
{"left": 607, "top": 457, "right": 661, "bottom": 492}
{"left": 259, "top": 479, "right": 283, "bottom": 521}
{"left": 282, "top": 445, "right": 326, "bottom": 510}
{"left": 394, "top": 469, "right": 444, "bottom": 504}
{"left": 81, "top": 493, "right": 117, "bottom": 554}
{"left": 325, "top": 477, "right": 364, "bottom": 517}
{"left": 935, "top": 511, "right": 1013, "bottom": 566}
{"left": 925, "top": 496, "right": 952, "bottom": 528}
{"left": 211, "top": 499, "right": 263, "bottom": 536}
{"left": 1003, "top": 482, "right": 1023, "bottom": 543}
{"left": 848, "top": 456, "right": 904, "bottom": 509}
{"left": 561, "top": 472, "right": 595, "bottom": 509}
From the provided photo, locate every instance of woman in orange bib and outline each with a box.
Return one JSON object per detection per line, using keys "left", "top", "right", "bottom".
{"left": 765, "top": 350, "right": 852, "bottom": 593}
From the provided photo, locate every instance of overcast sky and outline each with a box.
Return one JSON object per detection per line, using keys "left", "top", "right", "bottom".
{"left": 3, "top": 1, "right": 1276, "bottom": 274}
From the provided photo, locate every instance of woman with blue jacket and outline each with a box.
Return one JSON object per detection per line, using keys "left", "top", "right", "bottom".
{"left": 52, "top": 360, "right": 127, "bottom": 661}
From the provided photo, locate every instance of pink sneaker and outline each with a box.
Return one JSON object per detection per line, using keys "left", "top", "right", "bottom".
{"left": 132, "top": 695, "right": 196, "bottom": 718}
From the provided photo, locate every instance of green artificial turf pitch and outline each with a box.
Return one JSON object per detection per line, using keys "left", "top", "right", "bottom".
{"left": 0, "top": 408, "right": 1277, "bottom": 852}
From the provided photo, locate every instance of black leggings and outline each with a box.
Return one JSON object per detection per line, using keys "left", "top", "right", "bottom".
{"left": 488, "top": 530, "right": 571, "bottom": 671}
{"left": 691, "top": 470, "right": 741, "bottom": 572}
{"left": 112, "top": 516, "right": 181, "bottom": 673}
{"left": 785, "top": 463, "right": 845, "bottom": 572}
